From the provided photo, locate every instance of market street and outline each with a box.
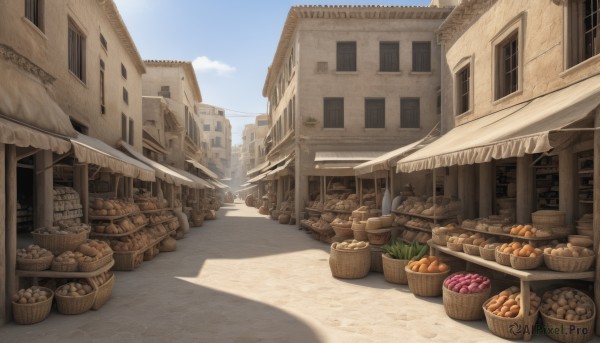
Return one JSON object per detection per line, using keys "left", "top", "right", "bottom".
{"left": 0, "top": 202, "right": 556, "bottom": 343}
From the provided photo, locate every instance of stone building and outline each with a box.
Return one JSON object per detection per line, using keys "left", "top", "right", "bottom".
{"left": 242, "top": 114, "right": 269, "bottom": 175}
{"left": 230, "top": 145, "right": 243, "bottom": 189}
{"left": 262, "top": 5, "right": 451, "bottom": 217}
{"left": 198, "top": 103, "right": 232, "bottom": 178}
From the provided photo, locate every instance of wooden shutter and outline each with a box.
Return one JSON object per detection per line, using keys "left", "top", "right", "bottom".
{"left": 365, "top": 99, "right": 385, "bottom": 128}
{"left": 380, "top": 42, "right": 399, "bottom": 72}
{"left": 121, "top": 114, "right": 127, "bottom": 141}
{"left": 324, "top": 98, "right": 344, "bottom": 128}
{"left": 337, "top": 42, "right": 356, "bottom": 71}
{"left": 128, "top": 119, "right": 134, "bottom": 145}
{"left": 400, "top": 98, "right": 420, "bottom": 128}
{"left": 412, "top": 42, "right": 431, "bottom": 72}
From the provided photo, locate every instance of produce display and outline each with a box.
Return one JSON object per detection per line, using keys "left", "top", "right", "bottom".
{"left": 333, "top": 240, "right": 369, "bottom": 250}
{"left": 33, "top": 225, "right": 88, "bottom": 235}
{"left": 135, "top": 196, "right": 168, "bottom": 211}
{"left": 53, "top": 187, "right": 83, "bottom": 225}
{"left": 309, "top": 193, "right": 359, "bottom": 212}
{"left": 107, "top": 231, "right": 151, "bottom": 252}
{"left": 76, "top": 240, "right": 112, "bottom": 262}
{"left": 395, "top": 196, "right": 462, "bottom": 217}
{"left": 401, "top": 230, "right": 431, "bottom": 244}
{"left": 55, "top": 282, "right": 93, "bottom": 297}
{"left": 405, "top": 218, "right": 433, "bottom": 230}
{"left": 54, "top": 251, "right": 82, "bottom": 263}
{"left": 17, "top": 245, "right": 53, "bottom": 260}
{"left": 92, "top": 217, "right": 141, "bottom": 235}
{"left": 543, "top": 243, "right": 594, "bottom": 258}
{"left": 12, "top": 287, "right": 51, "bottom": 304}
{"left": 498, "top": 242, "right": 541, "bottom": 257}
{"left": 485, "top": 286, "right": 541, "bottom": 317}
{"left": 147, "top": 213, "right": 175, "bottom": 225}
{"left": 407, "top": 256, "right": 449, "bottom": 273}
{"left": 90, "top": 198, "right": 140, "bottom": 217}
{"left": 381, "top": 240, "right": 428, "bottom": 260}
{"left": 508, "top": 224, "right": 552, "bottom": 238}
{"left": 447, "top": 232, "right": 487, "bottom": 246}
{"left": 541, "top": 288, "right": 595, "bottom": 321}
{"left": 444, "top": 273, "right": 491, "bottom": 294}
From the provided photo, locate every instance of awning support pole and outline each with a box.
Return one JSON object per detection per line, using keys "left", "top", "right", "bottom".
{"left": 433, "top": 168, "right": 437, "bottom": 225}
{"left": 593, "top": 109, "right": 600, "bottom": 335}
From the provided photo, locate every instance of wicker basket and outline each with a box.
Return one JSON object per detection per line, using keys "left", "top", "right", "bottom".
{"left": 329, "top": 244, "right": 371, "bottom": 279}
{"left": 332, "top": 225, "right": 354, "bottom": 239}
{"left": 17, "top": 255, "right": 53, "bottom": 271}
{"left": 480, "top": 245, "right": 500, "bottom": 261}
{"left": 55, "top": 290, "right": 96, "bottom": 315}
{"left": 366, "top": 229, "right": 391, "bottom": 245}
{"left": 112, "top": 250, "right": 143, "bottom": 271}
{"left": 31, "top": 230, "right": 88, "bottom": 255}
{"left": 483, "top": 298, "right": 539, "bottom": 340}
{"left": 12, "top": 288, "right": 54, "bottom": 324}
{"left": 90, "top": 273, "right": 115, "bottom": 310}
{"left": 495, "top": 247, "right": 511, "bottom": 266}
{"left": 381, "top": 254, "right": 409, "bottom": 284}
{"left": 540, "top": 289, "right": 596, "bottom": 343}
{"left": 443, "top": 273, "right": 491, "bottom": 320}
{"left": 78, "top": 252, "right": 113, "bottom": 272}
{"left": 531, "top": 210, "right": 565, "bottom": 227}
{"left": 379, "top": 215, "right": 394, "bottom": 228}
{"left": 509, "top": 254, "right": 543, "bottom": 270}
{"left": 432, "top": 233, "right": 447, "bottom": 246}
{"left": 51, "top": 260, "right": 78, "bottom": 272}
{"left": 462, "top": 244, "right": 481, "bottom": 256}
{"left": 351, "top": 220, "right": 366, "bottom": 231}
{"left": 352, "top": 229, "right": 368, "bottom": 241}
{"left": 405, "top": 266, "right": 450, "bottom": 297}
{"left": 369, "top": 245, "right": 384, "bottom": 273}
{"left": 544, "top": 254, "right": 595, "bottom": 273}
{"left": 365, "top": 218, "right": 382, "bottom": 230}
{"left": 447, "top": 242, "right": 464, "bottom": 252}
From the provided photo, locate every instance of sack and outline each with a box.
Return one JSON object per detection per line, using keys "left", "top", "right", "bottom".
{"left": 159, "top": 237, "right": 177, "bottom": 252}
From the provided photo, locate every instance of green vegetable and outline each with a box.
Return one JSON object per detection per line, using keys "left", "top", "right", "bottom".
{"left": 381, "top": 240, "right": 429, "bottom": 260}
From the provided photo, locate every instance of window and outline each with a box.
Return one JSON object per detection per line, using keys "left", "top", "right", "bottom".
{"left": 121, "top": 63, "right": 127, "bottom": 79}
{"left": 215, "top": 121, "right": 223, "bottom": 132}
{"left": 25, "top": 0, "right": 43, "bottom": 31}
{"left": 380, "top": 42, "right": 399, "bottom": 72}
{"left": 323, "top": 98, "right": 344, "bottom": 128}
{"left": 250, "top": 132, "right": 255, "bottom": 141}
{"left": 68, "top": 21, "right": 86, "bottom": 82}
{"left": 567, "top": 0, "right": 600, "bottom": 67}
{"left": 218, "top": 110, "right": 224, "bottom": 116}
{"left": 257, "top": 120, "right": 268, "bottom": 126}
{"left": 336, "top": 41, "right": 356, "bottom": 71}
{"left": 100, "top": 33, "right": 107, "bottom": 50}
{"left": 203, "top": 124, "right": 210, "bottom": 131}
{"left": 122, "top": 87, "right": 128, "bottom": 105}
{"left": 128, "top": 119, "right": 134, "bottom": 145}
{"left": 159, "top": 86, "right": 170, "bottom": 98}
{"left": 288, "top": 99, "right": 293, "bottom": 130}
{"left": 121, "top": 113, "right": 127, "bottom": 141}
{"left": 400, "top": 98, "right": 420, "bottom": 128}
{"left": 496, "top": 33, "right": 519, "bottom": 99}
{"left": 412, "top": 42, "right": 431, "bottom": 72}
{"left": 216, "top": 137, "right": 222, "bottom": 147}
{"left": 457, "top": 64, "right": 470, "bottom": 114}
{"left": 365, "top": 99, "right": 385, "bottom": 128}
{"left": 100, "top": 59, "right": 105, "bottom": 114}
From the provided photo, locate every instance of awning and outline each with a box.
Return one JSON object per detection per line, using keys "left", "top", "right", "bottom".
{"left": 71, "top": 134, "right": 155, "bottom": 181}
{"left": 354, "top": 135, "right": 438, "bottom": 176}
{"left": 237, "top": 184, "right": 257, "bottom": 193}
{"left": 246, "top": 160, "right": 270, "bottom": 177}
{"left": 186, "top": 159, "right": 219, "bottom": 179}
{"left": 0, "top": 117, "right": 71, "bottom": 154}
{"left": 313, "top": 151, "right": 386, "bottom": 175}
{"left": 208, "top": 179, "right": 229, "bottom": 189}
{"left": 247, "top": 170, "right": 270, "bottom": 183}
{"left": 239, "top": 183, "right": 251, "bottom": 188}
{"left": 166, "top": 166, "right": 214, "bottom": 189}
{"left": 120, "top": 142, "right": 197, "bottom": 188}
{"left": 266, "top": 158, "right": 293, "bottom": 180}
{"left": 397, "top": 74, "right": 600, "bottom": 173}
{"left": 142, "top": 128, "right": 168, "bottom": 155}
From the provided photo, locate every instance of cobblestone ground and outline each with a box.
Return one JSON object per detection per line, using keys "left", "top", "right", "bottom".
{"left": 0, "top": 202, "right": 556, "bottom": 342}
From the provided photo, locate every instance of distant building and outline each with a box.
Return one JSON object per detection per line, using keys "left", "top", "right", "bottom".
{"left": 242, "top": 114, "right": 269, "bottom": 174}
{"left": 198, "top": 103, "right": 232, "bottom": 178}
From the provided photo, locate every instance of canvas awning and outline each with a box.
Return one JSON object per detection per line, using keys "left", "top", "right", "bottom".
{"left": 208, "top": 179, "right": 229, "bottom": 189}
{"left": 313, "top": 151, "right": 386, "bottom": 176}
{"left": 266, "top": 158, "right": 294, "bottom": 180}
{"left": 120, "top": 142, "right": 198, "bottom": 188}
{"left": 71, "top": 134, "right": 155, "bottom": 181}
{"left": 354, "top": 136, "right": 438, "bottom": 176}
{"left": 186, "top": 159, "right": 219, "bottom": 179}
{"left": 397, "top": 74, "right": 600, "bottom": 173}
{"left": 247, "top": 170, "right": 270, "bottom": 183}
{"left": 166, "top": 166, "right": 214, "bottom": 189}
{"left": 0, "top": 117, "right": 71, "bottom": 154}
{"left": 246, "top": 160, "right": 270, "bottom": 177}
{"left": 239, "top": 183, "right": 251, "bottom": 188}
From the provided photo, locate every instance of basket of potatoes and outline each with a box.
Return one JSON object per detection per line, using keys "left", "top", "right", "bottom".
{"left": 483, "top": 286, "right": 540, "bottom": 340}
{"left": 51, "top": 250, "right": 82, "bottom": 272}
{"left": 495, "top": 242, "right": 521, "bottom": 266}
{"left": 405, "top": 256, "right": 450, "bottom": 297}
{"left": 540, "top": 287, "right": 595, "bottom": 343}
{"left": 543, "top": 244, "right": 595, "bottom": 273}
{"left": 329, "top": 240, "right": 371, "bottom": 279}
{"left": 55, "top": 281, "right": 96, "bottom": 315}
{"left": 11, "top": 287, "right": 54, "bottom": 324}
{"left": 16, "top": 245, "right": 54, "bottom": 271}
{"left": 509, "top": 244, "right": 544, "bottom": 270}
{"left": 76, "top": 240, "right": 113, "bottom": 272}
{"left": 89, "top": 271, "right": 115, "bottom": 310}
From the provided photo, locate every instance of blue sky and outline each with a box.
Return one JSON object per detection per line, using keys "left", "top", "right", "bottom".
{"left": 114, "top": 0, "right": 431, "bottom": 145}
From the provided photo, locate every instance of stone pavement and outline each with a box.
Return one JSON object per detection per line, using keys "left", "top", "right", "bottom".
{"left": 0, "top": 202, "right": 556, "bottom": 342}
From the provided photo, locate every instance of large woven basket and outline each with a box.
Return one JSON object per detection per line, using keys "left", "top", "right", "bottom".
{"left": 12, "top": 288, "right": 54, "bottom": 324}
{"left": 78, "top": 252, "right": 113, "bottom": 272}
{"left": 509, "top": 254, "right": 543, "bottom": 270}
{"left": 531, "top": 210, "right": 565, "bottom": 227}
{"left": 462, "top": 244, "right": 481, "bottom": 256}
{"left": 443, "top": 273, "right": 491, "bottom": 321}
{"left": 480, "top": 245, "right": 500, "bottom": 261}
{"left": 112, "top": 250, "right": 142, "bottom": 271}
{"left": 51, "top": 260, "right": 78, "bottom": 272}
{"left": 90, "top": 273, "right": 115, "bottom": 310}
{"left": 495, "top": 247, "right": 512, "bottom": 266}
{"left": 32, "top": 230, "right": 88, "bottom": 255}
{"left": 543, "top": 254, "right": 595, "bottom": 273}
{"left": 540, "top": 290, "right": 596, "bottom": 343}
{"left": 366, "top": 229, "right": 391, "bottom": 245}
{"left": 379, "top": 215, "right": 394, "bottom": 228}
{"left": 17, "top": 255, "right": 53, "bottom": 271}
{"left": 405, "top": 267, "right": 450, "bottom": 297}
{"left": 365, "top": 217, "right": 382, "bottom": 230}
{"left": 352, "top": 229, "right": 368, "bottom": 241}
{"left": 382, "top": 254, "right": 409, "bottom": 285}
{"left": 369, "top": 245, "right": 384, "bottom": 273}
{"left": 332, "top": 225, "right": 354, "bottom": 239}
{"left": 432, "top": 233, "right": 447, "bottom": 246}
{"left": 55, "top": 290, "right": 96, "bottom": 315}
{"left": 447, "top": 242, "right": 464, "bottom": 252}
{"left": 483, "top": 299, "right": 539, "bottom": 340}
{"left": 329, "top": 244, "right": 371, "bottom": 279}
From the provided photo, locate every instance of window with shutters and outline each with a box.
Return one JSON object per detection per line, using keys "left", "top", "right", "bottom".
{"left": 380, "top": 42, "right": 399, "bottom": 72}
{"left": 25, "top": 0, "right": 43, "bottom": 31}
{"left": 567, "top": 0, "right": 600, "bottom": 68}
{"left": 100, "top": 33, "right": 107, "bottom": 51}
{"left": 159, "top": 86, "right": 170, "bottom": 98}
{"left": 100, "top": 59, "right": 105, "bottom": 114}
{"left": 365, "top": 99, "right": 385, "bottom": 129}
{"left": 288, "top": 99, "right": 293, "bottom": 130}
{"left": 336, "top": 42, "right": 357, "bottom": 71}
{"left": 121, "top": 63, "right": 127, "bottom": 79}
{"left": 400, "top": 98, "right": 420, "bottom": 129}
{"left": 68, "top": 20, "right": 86, "bottom": 82}
{"left": 122, "top": 87, "right": 128, "bottom": 105}
{"left": 121, "top": 113, "right": 127, "bottom": 141}
{"left": 215, "top": 121, "right": 223, "bottom": 132}
{"left": 128, "top": 119, "right": 134, "bottom": 145}
{"left": 412, "top": 42, "right": 431, "bottom": 72}
{"left": 216, "top": 137, "right": 222, "bottom": 147}
{"left": 323, "top": 98, "right": 344, "bottom": 128}
{"left": 496, "top": 33, "right": 519, "bottom": 99}
{"left": 457, "top": 64, "right": 471, "bottom": 115}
